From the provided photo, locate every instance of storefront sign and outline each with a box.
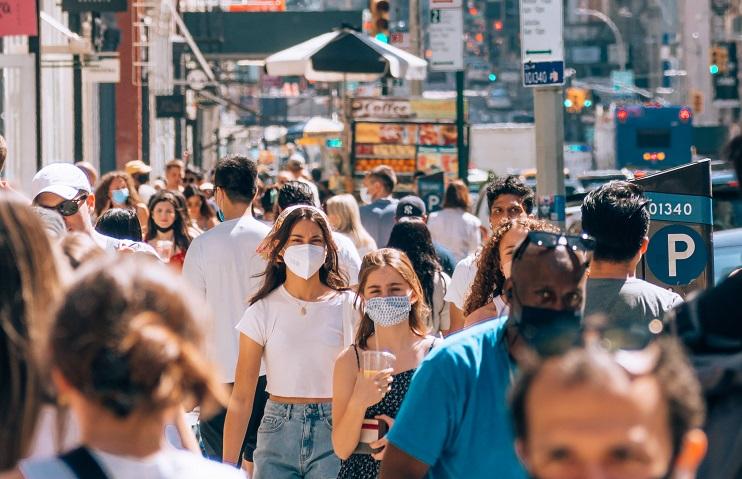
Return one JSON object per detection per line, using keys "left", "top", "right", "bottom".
{"left": 62, "top": 0, "right": 127, "bottom": 12}
{"left": 350, "top": 98, "right": 457, "bottom": 120}
{"left": 0, "top": 0, "right": 38, "bottom": 37}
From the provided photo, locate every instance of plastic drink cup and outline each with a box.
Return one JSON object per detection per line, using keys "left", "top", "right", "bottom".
{"left": 361, "top": 351, "right": 396, "bottom": 378}
{"left": 155, "top": 240, "right": 174, "bottom": 263}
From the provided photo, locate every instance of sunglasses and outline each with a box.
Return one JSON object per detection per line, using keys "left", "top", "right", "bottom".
{"left": 513, "top": 231, "right": 596, "bottom": 262}
{"left": 41, "top": 194, "right": 88, "bottom": 217}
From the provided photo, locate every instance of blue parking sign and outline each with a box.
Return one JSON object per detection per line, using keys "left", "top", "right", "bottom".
{"left": 646, "top": 224, "right": 708, "bottom": 286}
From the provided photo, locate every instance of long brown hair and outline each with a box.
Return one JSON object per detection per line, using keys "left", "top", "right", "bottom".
{"left": 463, "top": 218, "right": 559, "bottom": 316}
{"left": 145, "top": 190, "right": 192, "bottom": 253}
{"left": 354, "top": 249, "right": 429, "bottom": 349}
{"left": 250, "top": 205, "right": 348, "bottom": 305}
{"left": 94, "top": 171, "right": 142, "bottom": 216}
{"left": 0, "top": 196, "right": 62, "bottom": 469}
{"left": 51, "top": 255, "right": 226, "bottom": 420}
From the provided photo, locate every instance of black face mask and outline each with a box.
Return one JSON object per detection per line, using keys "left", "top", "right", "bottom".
{"left": 512, "top": 305, "right": 583, "bottom": 357}
{"left": 154, "top": 223, "right": 174, "bottom": 233}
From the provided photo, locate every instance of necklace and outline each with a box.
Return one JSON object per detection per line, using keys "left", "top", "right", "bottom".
{"left": 284, "top": 287, "right": 309, "bottom": 316}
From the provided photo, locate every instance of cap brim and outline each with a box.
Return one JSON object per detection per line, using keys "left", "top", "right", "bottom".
{"left": 35, "top": 184, "right": 82, "bottom": 201}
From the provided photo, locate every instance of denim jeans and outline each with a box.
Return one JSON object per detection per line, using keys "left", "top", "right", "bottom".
{"left": 253, "top": 399, "right": 339, "bottom": 479}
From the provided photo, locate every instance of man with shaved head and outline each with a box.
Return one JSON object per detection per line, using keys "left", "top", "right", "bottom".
{"left": 380, "top": 231, "right": 593, "bottom": 479}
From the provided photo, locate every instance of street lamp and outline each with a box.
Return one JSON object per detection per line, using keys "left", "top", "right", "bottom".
{"left": 576, "top": 8, "right": 628, "bottom": 71}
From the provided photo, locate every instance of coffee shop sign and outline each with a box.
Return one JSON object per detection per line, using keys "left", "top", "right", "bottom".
{"left": 350, "top": 99, "right": 414, "bottom": 119}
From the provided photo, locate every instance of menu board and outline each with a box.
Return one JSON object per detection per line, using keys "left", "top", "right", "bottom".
{"left": 417, "top": 147, "right": 459, "bottom": 176}
{"left": 355, "top": 123, "right": 418, "bottom": 145}
{"left": 418, "top": 124, "right": 457, "bottom": 146}
{"left": 352, "top": 121, "right": 459, "bottom": 178}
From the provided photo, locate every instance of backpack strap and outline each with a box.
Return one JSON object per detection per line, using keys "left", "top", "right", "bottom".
{"left": 428, "top": 338, "right": 438, "bottom": 353}
{"left": 59, "top": 447, "right": 110, "bottom": 479}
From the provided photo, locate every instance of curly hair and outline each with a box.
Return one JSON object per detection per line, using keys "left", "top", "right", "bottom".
{"left": 463, "top": 218, "right": 559, "bottom": 316}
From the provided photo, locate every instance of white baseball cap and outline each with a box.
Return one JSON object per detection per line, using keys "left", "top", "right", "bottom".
{"left": 31, "top": 163, "right": 92, "bottom": 200}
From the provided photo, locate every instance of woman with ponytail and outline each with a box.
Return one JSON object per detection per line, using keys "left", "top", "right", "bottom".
{"left": 332, "top": 249, "right": 439, "bottom": 478}
{"left": 14, "top": 255, "right": 243, "bottom": 479}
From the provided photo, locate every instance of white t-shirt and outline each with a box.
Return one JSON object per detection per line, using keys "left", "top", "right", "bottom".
{"left": 428, "top": 272, "right": 452, "bottom": 335}
{"left": 20, "top": 447, "right": 245, "bottom": 479}
{"left": 427, "top": 208, "right": 482, "bottom": 263}
{"left": 332, "top": 231, "right": 362, "bottom": 285}
{"left": 444, "top": 253, "right": 479, "bottom": 310}
{"left": 182, "top": 214, "right": 270, "bottom": 383}
{"left": 236, "top": 287, "right": 356, "bottom": 398}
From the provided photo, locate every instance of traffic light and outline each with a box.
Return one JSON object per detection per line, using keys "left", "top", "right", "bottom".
{"left": 565, "top": 87, "right": 588, "bottom": 113}
{"left": 369, "top": 0, "right": 390, "bottom": 42}
{"left": 710, "top": 45, "right": 728, "bottom": 75}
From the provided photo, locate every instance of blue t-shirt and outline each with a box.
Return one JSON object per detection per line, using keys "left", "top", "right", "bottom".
{"left": 386, "top": 318, "right": 526, "bottom": 479}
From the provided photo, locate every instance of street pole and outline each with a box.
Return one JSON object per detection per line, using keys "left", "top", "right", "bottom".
{"left": 408, "top": 0, "right": 422, "bottom": 96}
{"left": 456, "top": 70, "right": 467, "bottom": 183}
{"left": 534, "top": 87, "right": 565, "bottom": 229}
{"left": 30, "top": 0, "right": 43, "bottom": 170}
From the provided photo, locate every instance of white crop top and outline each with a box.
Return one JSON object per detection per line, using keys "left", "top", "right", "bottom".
{"left": 236, "top": 287, "right": 357, "bottom": 398}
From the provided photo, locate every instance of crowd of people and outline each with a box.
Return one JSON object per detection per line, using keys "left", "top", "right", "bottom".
{"left": 0, "top": 130, "right": 741, "bottom": 479}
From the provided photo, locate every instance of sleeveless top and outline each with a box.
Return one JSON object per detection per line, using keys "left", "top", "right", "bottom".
{"left": 337, "top": 339, "right": 437, "bottom": 479}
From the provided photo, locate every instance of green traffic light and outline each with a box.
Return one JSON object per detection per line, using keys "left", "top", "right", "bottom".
{"left": 488, "top": 73, "right": 497, "bottom": 82}
{"left": 584, "top": 99, "right": 593, "bottom": 107}
{"left": 564, "top": 99, "right": 573, "bottom": 108}
{"left": 710, "top": 64, "right": 720, "bottom": 75}
{"left": 375, "top": 33, "right": 389, "bottom": 43}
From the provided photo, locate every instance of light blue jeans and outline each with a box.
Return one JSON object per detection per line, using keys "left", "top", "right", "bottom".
{"left": 253, "top": 399, "right": 340, "bottom": 479}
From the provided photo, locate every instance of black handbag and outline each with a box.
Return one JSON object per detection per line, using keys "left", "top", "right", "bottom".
{"left": 59, "top": 447, "right": 110, "bottom": 479}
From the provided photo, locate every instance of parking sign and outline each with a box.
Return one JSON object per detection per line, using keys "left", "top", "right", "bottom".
{"left": 634, "top": 160, "right": 714, "bottom": 297}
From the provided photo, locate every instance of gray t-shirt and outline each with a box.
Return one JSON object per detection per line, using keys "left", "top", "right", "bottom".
{"left": 584, "top": 277, "right": 683, "bottom": 323}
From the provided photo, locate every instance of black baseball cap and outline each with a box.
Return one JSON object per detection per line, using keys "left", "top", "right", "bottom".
{"left": 396, "top": 195, "right": 426, "bottom": 218}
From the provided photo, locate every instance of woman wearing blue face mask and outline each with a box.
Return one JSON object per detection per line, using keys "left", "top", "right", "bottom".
{"left": 332, "top": 248, "right": 439, "bottom": 479}
{"left": 94, "top": 171, "right": 149, "bottom": 237}
{"left": 223, "top": 205, "right": 356, "bottom": 478}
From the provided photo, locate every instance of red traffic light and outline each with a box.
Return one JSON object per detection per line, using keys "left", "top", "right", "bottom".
{"left": 494, "top": 20, "right": 503, "bottom": 30}
{"left": 616, "top": 109, "right": 629, "bottom": 123}
{"left": 678, "top": 107, "right": 692, "bottom": 122}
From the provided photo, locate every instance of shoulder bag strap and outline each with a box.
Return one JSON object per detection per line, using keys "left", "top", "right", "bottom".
{"left": 59, "top": 447, "right": 110, "bottom": 479}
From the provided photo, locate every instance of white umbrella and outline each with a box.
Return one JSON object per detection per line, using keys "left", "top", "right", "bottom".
{"left": 303, "top": 116, "right": 344, "bottom": 135}
{"left": 265, "top": 28, "right": 427, "bottom": 82}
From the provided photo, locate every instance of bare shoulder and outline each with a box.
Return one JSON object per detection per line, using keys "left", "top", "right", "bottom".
{"left": 334, "top": 345, "right": 360, "bottom": 381}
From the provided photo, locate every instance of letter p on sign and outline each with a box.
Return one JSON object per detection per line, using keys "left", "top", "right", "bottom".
{"left": 667, "top": 233, "right": 695, "bottom": 277}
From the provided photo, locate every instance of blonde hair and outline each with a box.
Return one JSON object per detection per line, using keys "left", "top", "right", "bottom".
{"left": 326, "top": 194, "right": 376, "bottom": 252}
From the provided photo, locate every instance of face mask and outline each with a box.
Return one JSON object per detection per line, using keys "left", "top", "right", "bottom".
{"left": 512, "top": 305, "right": 582, "bottom": 357}
{"left": 215, "top": 187, "right": 225, "bottom": 222}
{"left": 154, "top": 223, "right": 174, "bottom": 233}
{"left": 365, "top": 295, "right": 412, "bottom": 327}
{"left": 360, "top": 187, "right": 372, "bottom": 205}
{"left": 283, "top": 244, "right": 326, "bottom": 280}
{"left": 111, "top": 188, "right": 129, "bottom": 204}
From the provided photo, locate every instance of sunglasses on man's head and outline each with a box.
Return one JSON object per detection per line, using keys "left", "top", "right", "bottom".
{"left": 41, "top": 194, "right": 88, "bottom": 217}
{"left": 513, "top": 231, "right": 596, "bottom": 261}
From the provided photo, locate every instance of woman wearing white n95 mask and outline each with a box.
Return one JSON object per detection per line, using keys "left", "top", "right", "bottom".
{"left": 331, "top": 249, "right": 439, "bottom": 479}
{"left": 223, "top": 205, "right": 356, "bottom": 478}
